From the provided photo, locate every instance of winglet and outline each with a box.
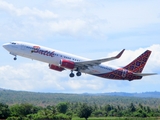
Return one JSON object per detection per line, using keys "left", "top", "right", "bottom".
{"left": 116, "top": 49, "right": 125, "bottom": 58}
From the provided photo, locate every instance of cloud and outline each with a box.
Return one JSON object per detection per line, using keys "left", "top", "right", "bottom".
{"left": 0, "top": 0, "right": 58, "bottom": 19}
{"left": 107, "top": 44, "right": 160, "bottom": 72}
{"left": 0, "top": 0, "right": 160, "bottom": 41}
{"left": 0, "top": 62, "right": 63, "bottom": 91}
{"left": 51, "top": 0, "right": 87, "bottom": 9}
{"left": 48, "top": 19, "right": 86, "bottom": 35}
{"left": 0, "top": 45, "right": 160, "bottom": 93}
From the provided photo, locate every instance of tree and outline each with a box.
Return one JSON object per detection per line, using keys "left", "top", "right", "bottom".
{"left": 46, "top": 105, "right": 57, "bottom": 114}
{"left": 77, "top": 103, "right": 92, "bottom": 120}
{"left": 104, "top": 104, "right": 112, "bottom": 116}
{"left": 0, "top": 103, "right": 10, "bottom": 119}
{"left": 104, "top": 104, "right": 112, "bottom": 112}
{"left": 129, "top": 103, "right": 136, "bottom": 112}
{"left": 10, "top": 103, "right": 39, "bottom": 117}
{"left": 92, "top": 110, "right": 103, "bottom": 117}
{"left": 56, "top": 102, "right": 68, "bottom": 114}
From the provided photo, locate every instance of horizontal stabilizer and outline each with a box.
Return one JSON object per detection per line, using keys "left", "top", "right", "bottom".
{"left": 133, "top": 73, "right": 157, "bottom": 76}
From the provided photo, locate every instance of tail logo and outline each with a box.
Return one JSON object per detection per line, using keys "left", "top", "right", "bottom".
{"left": 122, "top": 69, "right": 127, "bottom": 78}
{"left": 124, "top": 50, "right": 151, "bottom": 73}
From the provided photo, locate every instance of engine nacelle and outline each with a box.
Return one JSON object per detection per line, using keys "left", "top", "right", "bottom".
{"left": 60, "top": 59, "right": 75, "bottom": 69}
{"left": 49, "top": 64, "right": 65, "bottom": 72}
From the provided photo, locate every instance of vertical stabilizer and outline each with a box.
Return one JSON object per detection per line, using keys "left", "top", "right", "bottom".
{"left": 123, "top": 50, "right": 151, "bottom": 73}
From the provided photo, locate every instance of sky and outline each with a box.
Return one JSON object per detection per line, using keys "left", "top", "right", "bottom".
{"left": 0, "top": 0, "right": 160, "bottom": 93}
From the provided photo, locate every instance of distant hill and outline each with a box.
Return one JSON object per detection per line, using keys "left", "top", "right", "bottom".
{"left": 0, "top": 88, "right": 5, "bottom": 91}
{"left": 100, "top": 91, "right": 160, "bottom": 98}
{"left": 0, "top": 88, "right": 160, "bottom": 107}
{"left": 82, "top": 91, "right": 160, "bottom": 98}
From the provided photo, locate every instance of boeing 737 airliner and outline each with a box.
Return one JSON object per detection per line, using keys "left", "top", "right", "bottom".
{"left": 3, "top": 41, "right": 156, "bottom": 81}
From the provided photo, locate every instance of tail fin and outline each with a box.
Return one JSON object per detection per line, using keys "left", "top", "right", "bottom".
{"left": 123, "top": 50, "right": 151, "bottom": 73}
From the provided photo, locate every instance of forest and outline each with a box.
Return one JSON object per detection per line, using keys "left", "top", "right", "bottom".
{"left": 1, "top": 89, "right": 160, "bottom": 119}
{"left": 1, "top": 101, "right": 160, "bottom": 120}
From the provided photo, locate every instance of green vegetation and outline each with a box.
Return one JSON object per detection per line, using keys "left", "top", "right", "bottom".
{"left": 0, "top": 103, "right": 10, "bottom": 119}
{"left": 1, "top": 90, "right": 160, "bottom": 108}
{"left": 77, "top": 103, "right": 92, "bottom": 120}
{"left": 0, "top": 101, "right": 160, "bottom": 119}
{"left": 1, "top": 89, "right": 160, "bottom": 119}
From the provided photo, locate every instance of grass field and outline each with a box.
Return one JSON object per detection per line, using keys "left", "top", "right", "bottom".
{"left": 72, "top": 117, "right": 159, "bottom": 120}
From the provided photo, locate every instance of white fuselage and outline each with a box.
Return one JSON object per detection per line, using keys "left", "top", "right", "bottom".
{"left": 4, "top": 41, "right": 154, "bottom": 80}
{"left": 3, "top": 41, "right": 118, "bottom": 76}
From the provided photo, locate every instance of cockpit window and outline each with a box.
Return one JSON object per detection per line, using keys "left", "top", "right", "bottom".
{"left": 10, "top": 42, "right": 16, "bottom": 45}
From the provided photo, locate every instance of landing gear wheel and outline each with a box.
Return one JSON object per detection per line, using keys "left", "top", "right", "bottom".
{"left": 69, "top": 73, "right": 75, "bottom": 77}
{"left": 76, "top": 72, "right": 81, "bottom": 76}
{"left": 13, "top": 57, "right": 17, "bottom": 60}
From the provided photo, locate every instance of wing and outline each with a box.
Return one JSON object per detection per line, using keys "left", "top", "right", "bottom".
{"left": 75, "top": 49, "right": 125, "bottom": 70}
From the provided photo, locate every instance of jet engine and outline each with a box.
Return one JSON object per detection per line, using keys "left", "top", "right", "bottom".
{"left": 60, "top": 59, "right": 75, "bottom": 69}
{"left": 49, "top": 64, "right": 65, "bottom": 72}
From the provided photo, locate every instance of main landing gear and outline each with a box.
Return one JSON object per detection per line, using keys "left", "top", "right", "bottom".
{"left": 76, "top": 71, "right": 81, "bottom": 76}
{"left": 69, "top": 72, "right": 75, "bottom": 77}
{"left": 69, "top": 71, "right": 81, "bottom": 78}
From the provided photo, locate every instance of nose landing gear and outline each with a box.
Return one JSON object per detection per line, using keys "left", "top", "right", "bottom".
{"left": 9, "top": 53, "right": 17, "bottom": 60}
{"left": 13, "top": 56, "right": 17, "bottom": 60}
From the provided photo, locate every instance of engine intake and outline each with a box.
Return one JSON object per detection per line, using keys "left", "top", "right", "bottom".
{"left": 49, "top": 64, "right": 65, "bottom": 72}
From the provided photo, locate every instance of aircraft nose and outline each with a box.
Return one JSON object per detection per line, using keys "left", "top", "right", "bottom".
{"left": 2, "top": 43, "right": 10, "bottom": 50}
{"left": 3, "top": 43, "right": 8, "bottom": 48}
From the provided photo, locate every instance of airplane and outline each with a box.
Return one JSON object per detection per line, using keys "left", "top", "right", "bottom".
{"left": 3, "top": 41, "right": 156, "bottom": 81}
